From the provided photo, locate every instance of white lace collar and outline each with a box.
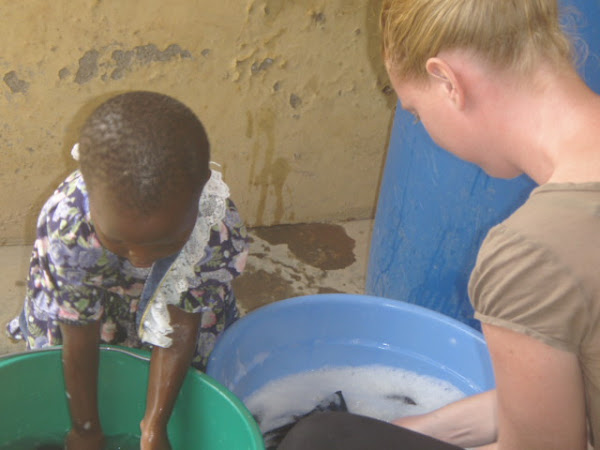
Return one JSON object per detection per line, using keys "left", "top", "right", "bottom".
{"left": 138, "top": 168, "right": 230, "bottom": 347}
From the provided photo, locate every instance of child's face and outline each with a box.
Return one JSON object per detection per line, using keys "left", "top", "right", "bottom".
{"left": 89, "top": 187, "right": 200, "bottom": 268}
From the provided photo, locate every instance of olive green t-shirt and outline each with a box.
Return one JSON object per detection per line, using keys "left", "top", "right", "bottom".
{"left": 469, "top": 183, "right": 600, "bottom": 443}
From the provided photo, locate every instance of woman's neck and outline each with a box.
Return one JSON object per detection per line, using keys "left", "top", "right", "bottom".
{"left": 485, "top": 66, "right": 600, "bottom": 185}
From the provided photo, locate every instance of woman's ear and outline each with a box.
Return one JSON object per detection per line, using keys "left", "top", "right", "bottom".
{"left": 426, "top": 57, "right": 465, "bottom": 110}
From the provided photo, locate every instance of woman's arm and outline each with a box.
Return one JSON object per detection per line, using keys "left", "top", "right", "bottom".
{"left": 393, "top": 389, "right": 498, "bottom": 448}
{"left": 394, "top": 323, "right": 589, "bottom": 450}
{"left": 60, "top": 320, "right": 105, "bottom": 450}
{"left": 140, "top": 304, "right": 202, "bottom": 450}
{"left": 482, "top": 323, "right": 587, "bottom": 450}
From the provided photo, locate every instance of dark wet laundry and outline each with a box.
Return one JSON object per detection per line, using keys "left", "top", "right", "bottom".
{"left": 257, "top": 391, "right": 349, "bottom": 450}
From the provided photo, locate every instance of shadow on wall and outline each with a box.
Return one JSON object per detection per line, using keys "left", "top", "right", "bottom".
{"left": 22, "top": 91, "right": 133, "bottom": 244}
{"left": 365, "top": 0, "right": 396, "bottom": 111}
{"left": 363, "top": 0, "right": 398, "bottom": 210}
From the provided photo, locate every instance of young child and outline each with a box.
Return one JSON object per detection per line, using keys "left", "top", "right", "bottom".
{"left": 6, "top": 91, "right": 249, "bottom": 450}
{"left": 279, "top": 1, "right": 600, "bottom": 449}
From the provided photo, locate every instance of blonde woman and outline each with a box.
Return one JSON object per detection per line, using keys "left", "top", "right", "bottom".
{"left": 381, "top": 1, "right": 599, "bottom": 448}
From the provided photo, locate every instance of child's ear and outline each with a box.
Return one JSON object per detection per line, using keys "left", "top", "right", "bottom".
{"left": 425, "top": 57, "right": 465, "bottom": 110}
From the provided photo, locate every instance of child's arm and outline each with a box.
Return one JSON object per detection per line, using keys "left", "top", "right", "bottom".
{"left": 140, "top": 304, "right": 202, "bottom": 450}
{"left": 60, "top": 320, "right": 105, "bottom": 450}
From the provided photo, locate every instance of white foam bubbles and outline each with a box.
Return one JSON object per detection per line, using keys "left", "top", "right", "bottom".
{"left": 245, "top": 365, "right": 465, "bottom": 433}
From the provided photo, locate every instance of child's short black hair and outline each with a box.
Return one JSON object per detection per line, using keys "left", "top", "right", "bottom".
{"left": 79, "top": 91, "right": 210, "bottom": 214}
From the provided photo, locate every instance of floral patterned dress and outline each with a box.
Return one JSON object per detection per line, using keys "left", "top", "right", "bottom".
{"left": 6, "top": 170, "right": 249, "bottom": 371}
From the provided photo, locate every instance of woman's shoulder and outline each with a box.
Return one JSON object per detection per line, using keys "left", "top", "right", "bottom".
{"left": 491, "top": 184, "right": 600, "bottom": 270}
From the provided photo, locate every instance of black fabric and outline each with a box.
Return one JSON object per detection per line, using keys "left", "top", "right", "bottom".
{"left": 277, "top": 411, "right": 463, "bottom": 450}
{"left": 258, "top": 391, "right": 349, "bottom": 450}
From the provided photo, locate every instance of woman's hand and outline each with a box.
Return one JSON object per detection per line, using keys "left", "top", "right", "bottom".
{"left": 391, "top": 390, "right": 498, "bottom": 449}
{"left": 392, "top": 413, "right": 430, "bottom": 434}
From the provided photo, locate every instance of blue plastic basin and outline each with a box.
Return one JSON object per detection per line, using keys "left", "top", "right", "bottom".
{"left": 207, "top": 294, "right": 495, "bottom": 401}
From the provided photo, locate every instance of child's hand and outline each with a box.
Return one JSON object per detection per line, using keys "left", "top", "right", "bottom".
{"left": 65, "top": 427, "right": 105, "bottom": 450}
{"left": 139, "top": 306, "right": 201, "bottom": 450}
{"left": 140, "top": 419, "right": 172, "bottom": 450}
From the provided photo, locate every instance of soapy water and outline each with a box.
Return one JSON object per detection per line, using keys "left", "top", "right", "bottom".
{"left": 245, "top": 365, "right": 466, "bottom": 433}
{"left": 0, "top": 433, "right": 139, "bottom": 450}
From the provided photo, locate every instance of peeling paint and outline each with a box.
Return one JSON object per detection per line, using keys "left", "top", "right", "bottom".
{"left": 111, "top": 49, "right": 134, "bottom": 80}
{"left": 1, "top": 0, "right": 393, "bottom": 244}
{"left": 135, "top": 43, "right": 190, "bottom": 64}
{"left": 311, "top": 11, "right": 327, "bottom": 24}
{"left": 3, "top": 71, "right": 29, "bottom": 93}
{"left": 251, "top": 57, "right": 274, "bottom": 74}
{"left": 58, "top": 67, "right": 70, "bottom": 80}
{"left": 74, "top": 50, "right": 100, "bottom": 85}
{"left": 70, "top": 44, "right": 193, "bottom": 84}
{"left": 289, "top": 93, "right": 302, "bottom": 109}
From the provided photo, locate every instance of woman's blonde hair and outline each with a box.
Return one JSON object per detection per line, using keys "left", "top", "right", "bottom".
{"left": 381, "top": 0, "right": 575, "bottom": 81}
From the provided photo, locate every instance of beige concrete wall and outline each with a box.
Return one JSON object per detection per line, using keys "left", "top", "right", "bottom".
{"left": 0, "top": 0, "right": 395, "bottom": 245}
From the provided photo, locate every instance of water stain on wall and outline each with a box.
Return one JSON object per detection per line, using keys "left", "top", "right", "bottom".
{"left": 249, "top": 108, "right": 291, "bottom": 225}
{"left": 245, "top": 110, "right": 254, "bottom": 139}
{"left": 268, "top": 157, "right": 291, "bottom": 223}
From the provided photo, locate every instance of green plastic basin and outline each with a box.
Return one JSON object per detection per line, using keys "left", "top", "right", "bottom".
{"left": 0, "top": 345, "right": 264, "bottom": 449}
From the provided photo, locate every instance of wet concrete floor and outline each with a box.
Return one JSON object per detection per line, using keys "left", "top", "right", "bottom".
{"left": 235, "top": 220, "right": 371, "bottom": 313}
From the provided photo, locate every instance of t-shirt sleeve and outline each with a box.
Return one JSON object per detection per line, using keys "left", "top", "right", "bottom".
{"left": 178, "top": 199, "right": 249, "bottom": 313}
{"left": 468, "top": 224, "right": 587, "bottom": 353}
